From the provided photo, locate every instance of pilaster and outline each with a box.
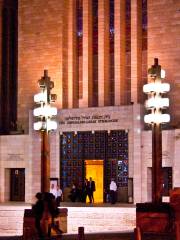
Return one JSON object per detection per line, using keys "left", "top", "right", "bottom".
{"left": 79, "top": 0, "right": 93, "bottom": 107}
{"left": 114, "top": 0, "right": 126, "bottom": 106}
{"left": 98, "top": 0, "right": 110, "bottom": 106}
{"left": 59, "top": 0, "right": 68, "bottom": 109}
{"left": 131, "top": 0, "right": 142, "bottom": 104}
{"left": 68, "top": 0, "right": 78, "bottom": 108}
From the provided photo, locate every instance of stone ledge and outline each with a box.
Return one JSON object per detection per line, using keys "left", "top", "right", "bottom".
{"left": 0, "top": 204, "right": 136, "bottom": 236}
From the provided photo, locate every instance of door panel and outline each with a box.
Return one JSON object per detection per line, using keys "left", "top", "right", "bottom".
{"left": 10, "top": 168, "right": 25, "bottom": 201}
{"left": 85, "top": 160, "right": 103, "bottom": 203}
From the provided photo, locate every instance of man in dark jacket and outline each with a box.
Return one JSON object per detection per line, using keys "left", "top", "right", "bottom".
{"left": 88, "top": 177, "right": 96, "bottom": 203}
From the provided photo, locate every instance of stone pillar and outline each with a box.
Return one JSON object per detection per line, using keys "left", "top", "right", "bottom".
{"left": 174, "top": 129, "right": 180, "bottom": 187}
{"left": 68, "top": 0, "right": 78, "bottom": 108}
{"left": 50, "top": 131, "right": 60, "bottom": 180}
{"left": 29, "top": 111, "right": 41, "bottom": 202}
{"left": 59, "top": 0, "right": 68, "bottom": 109}
{"left": 79, "top": 0, "right": 93, "bottom": 107}
{"left": 0, "top": 0, "right": 2, "bottom": 131}
{"left": 0, "top": 0, "right": 2, "bottom": 82}
{"left": 133, "top": 104, "right": 143, "bottom": 203}
{"left": 98, "top": 0, "right": 110, "bottom": 107}
{"left": 131, "top": 0, "right": 142, "bottom": 104}
{"left": 114, "top": 0, "right": 126, "bottom": 106}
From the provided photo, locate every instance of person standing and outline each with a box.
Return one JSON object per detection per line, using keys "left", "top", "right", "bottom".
{"left": 33, "top": 192, "right": 44, "bottom": 238}
{"left": 50, "top": 183, "right": 57, "bottom": 198}
{"left": 110, "top": 179, "right": 117, "bottom": 204}
{"left": 56, "top": 185, "right": 63, "bottom": 206}
{"left": 81, "top": 178, "right": 88, "bottom": 202}
{"left": 68, "top": 183, "right": 77, "bottom": 202}
{"left": 88, "top": 177, "right": 96, "bottom": 203}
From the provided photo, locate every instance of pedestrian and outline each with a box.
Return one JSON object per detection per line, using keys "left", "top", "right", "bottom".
{"left": 110, "top": 179, "right": 117, "bottom": 204}
{"left": 88, "top": 177, "right": 96, "bottom": 203}
{"left": 33, "top": 192, "right": 44, "bottom": 238}
{"left": 68, "top": 183, "right": 78, "bottom": 202}
{"left": 81, "top": 178, "right": 88, "bottom": 202}
{"left": 56, "top": 185, "right": 63, "bottom": 206}
{"left": 50, "top": 183, "right": 57, "bottom": 198}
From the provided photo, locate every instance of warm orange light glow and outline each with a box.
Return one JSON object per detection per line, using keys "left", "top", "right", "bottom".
{"left": 85, "top": 160, "right": 104, "bottom": 203}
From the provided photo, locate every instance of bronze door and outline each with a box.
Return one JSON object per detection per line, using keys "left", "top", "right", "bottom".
{"left": 10, "top": 168, "right": 25, "bottom": 201}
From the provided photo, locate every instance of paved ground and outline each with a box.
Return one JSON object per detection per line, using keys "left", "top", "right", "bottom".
{"left": 61, "top": 202, "right": 135, "bottom": 208}
{"left": 0, "top": 202, "right": 175, "bottom": 239}
{"left": 0, "top": 201, "right": 135, "bottom": 208}
{"left": 0, "top": 232, "right": 175, "bottom": 240}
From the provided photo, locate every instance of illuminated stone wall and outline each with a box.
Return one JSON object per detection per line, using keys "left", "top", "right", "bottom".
{"left": 18, "top": 0, "right": 65, "bottom": 131}
{"left": 148, "top": 0, "right": 180, "bottom": 127}
{"left": 0, "top": 107, "right": 179, "bottom": 203}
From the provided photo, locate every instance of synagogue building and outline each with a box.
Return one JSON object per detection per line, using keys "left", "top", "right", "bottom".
{"left": 0, "top": 0, "right": 180, "bottom": 204}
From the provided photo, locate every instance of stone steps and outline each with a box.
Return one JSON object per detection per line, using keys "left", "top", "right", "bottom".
{"left": 0, "top": 232, "right": 175, "bottom": 240}
{"left": 62, "top": 231, "right": 134, "bottom": 240}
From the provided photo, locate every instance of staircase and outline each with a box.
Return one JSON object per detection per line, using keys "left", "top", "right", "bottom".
{"left": 0, "top": 231, "right": 175, "bottom": 240}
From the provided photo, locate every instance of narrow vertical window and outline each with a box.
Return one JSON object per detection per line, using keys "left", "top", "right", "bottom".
{"left": 1, "top": 0, "right": 18, "bottom": 134}
{"left": 126, "top": 0, "right": 131, "bottom": 103}
{"left": 77, "top": 0, "right": 83, "bottom": 99}
{"left": 110, "top": 0, "right": 114, "bottom": 105}
{"left": 92, "top": 0, "right": 98, "bottom": 106}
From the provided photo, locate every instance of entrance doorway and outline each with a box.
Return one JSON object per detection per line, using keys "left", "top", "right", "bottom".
{"left": 10, "top": 168, "right": 25, "bottom": 201}
{"left": 85, "top": 160, "right": 103, "bottom": 203}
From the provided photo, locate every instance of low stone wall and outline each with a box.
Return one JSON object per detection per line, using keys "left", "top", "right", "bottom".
{"left": 0, "top": 204, "right": 31, "bottom": 236}
{"left": 67, "top": 206, "right": 136, "bottom": 233}
{"left": 0, "top": 204, "right": 136, "bottom": 236}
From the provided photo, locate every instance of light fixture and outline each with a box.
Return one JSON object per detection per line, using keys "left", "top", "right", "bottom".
{"left": 143, "top": 82, "right": 170, "bottom": 93}
{"left": 145, "top": 97, "right": 169, "bottom": 109}
{"left": 33, "top": 70, "right": 57, "bottom": 193}
{"left": 144, "top": 113, "right": 170, "bottom": 124}
{"left": 143, "top": 62, "right": 170, "bottom": 124}
{"left": 143, "top": 58, "right": 171, "bottom": 203}
{"left": 33, "top": 70, "right": 57, "bottom": 132}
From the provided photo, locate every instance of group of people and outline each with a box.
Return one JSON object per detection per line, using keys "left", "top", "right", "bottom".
{"left": 50, "top": 184, "right": 63, "bottom": 206}
{"left": 69, "top": 177, "right": 96, "bottom": 203}
{"left": 49, "top": 178, "right": 118, "bottom": 205}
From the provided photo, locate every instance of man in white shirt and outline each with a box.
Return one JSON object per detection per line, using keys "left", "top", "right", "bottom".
{"left": 110, "top": 179, "right": 117, "bottom": 204}
{"left": 50, "top": 183, "right": 57, "bottom": 198}
{"left": 56, "top": 185, "right": 63, "bottom": 206}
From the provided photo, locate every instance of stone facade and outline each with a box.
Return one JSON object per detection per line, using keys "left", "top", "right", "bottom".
{"left": 15, "top": 0, "right": 180, "bottom": 132}
{"left": 0, "top": 0, "right": 180, "bottom": 207}
{"left": 148, "top": 0, "right": 180, "bottom": 127}
{"left": 0, "top": 105, "right": 179, "bottom": 204}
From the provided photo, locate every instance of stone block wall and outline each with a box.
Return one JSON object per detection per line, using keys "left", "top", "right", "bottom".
{"left": 148, "top": 0, "right": 180, "bottom": 127}
{"left": 18, "top": 0, "right": 64, "bottom": 131}
{"left": 0, "top": 135, "right": 30, "bottom": 202}
{"left": 0, "top": 205, "right": 136, "bottom": 236}
{"left": 141, "top": 129, "right": 178, "bottom": 202}
{"left": 0, "top": 107, "right": 179, "bottom": 204}
{"left": 67, "top": 206, "right": 136, "bottom": 233}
